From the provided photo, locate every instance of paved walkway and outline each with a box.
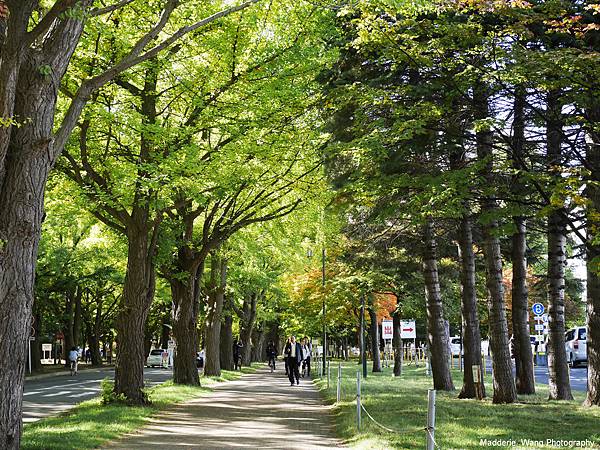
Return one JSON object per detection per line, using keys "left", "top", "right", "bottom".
{"left": 104, "top": 365, "right": 342, "bottom": 449}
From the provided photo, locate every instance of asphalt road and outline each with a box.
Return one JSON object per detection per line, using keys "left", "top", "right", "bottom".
{"left": 534, "top": 364, "right": 588, "bottom": 392}
{"left": 23, "top": 367, "right": 173, "bottom": 423}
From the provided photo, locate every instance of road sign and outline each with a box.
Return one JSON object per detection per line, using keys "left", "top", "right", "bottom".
{"left": 542, "top": 313, "right": 548, "bottom": 323}
{"left": 382, "top": 320, "right": 393, "bottom": 340}
{"left": 535, "top": 335, "right": 544, "bottom": 343}
{"left": 532, "top": 303, "right": 544, "bottom": 316}
{"left": 400, "top": 320, "right": 416, "bottom": 339}
{"left": 535, "top": 324, "right": 544, "bottom": 331}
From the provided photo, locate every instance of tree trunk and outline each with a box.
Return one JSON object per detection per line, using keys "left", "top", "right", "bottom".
{"left": 204, "top": 253, "right": 226, "bottom": 377}
{"left": 457, "top": 215, "right": 485, "bottom": 399}
{"left": 220, "top": 308, "right": 234, "bottom": 370}
{"left": 63, "top": 290, "right": 75, "bottom": 367}
{"left": 171, "top": 276, "right": 200, "bottom": 385}
{"left": 114, "top": 229, "right": 155, "bottom": 404}
{"left": 544, "top": 89, "right": 573, "bottom": 400}
{"left": 368, "top": 305, "right": 382, "bottom": 372}
{"left": 510, "top": 86, "right": 536, "bottom": 395}
{"left": 585, "top": 101, "right": 600, "bottom": 407}
{"left": 511, "top": 217, "right": 535, "bottom": 395}
{"left": 73, "top": 288, "right": 82, "bottom": 347}
{"left": 423, "top": 220, "right": 454, "bottom": 391}
{"left": 237, "top": 294, "right": 258, "bottom": 366}
{"left": 474, "top": 82, "right": 517, "bottom": 404}
{"left": 392, "top": 302, "right": 402, "bottom": 377}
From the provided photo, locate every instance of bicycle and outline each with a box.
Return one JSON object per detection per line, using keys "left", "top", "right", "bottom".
{"left": 268, "top": 356, "right": 276, "bottom": 372}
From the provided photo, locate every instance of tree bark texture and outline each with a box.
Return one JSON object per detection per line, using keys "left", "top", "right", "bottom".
{"left": 457, "top": 215, "right": 485, "bottom": 399}
{"left": 203, "top": 253, "right": 226, "bottom": 377}
{"left": 546, "top": 89, "right": 573, "bottom": 401}
{"left": 423, "top": 220, "right": 454, "bottom": 391}
{"left": 585, "top": 100, "right": 600, "bottom": 406}
{"left": 511, "top": 86, "right": 536, "bottom": 395}
{"left": 368, "top": 305, "right": 382, "bottom": 372}
{"left": 114, "top": 229, "right": 156, "bottom": 404}
{"left": 171, "top": 277, "right": 200, "bottom": 384}
{"left": 474, "top": 82, "right": 517, "bottom": 404}
{"left": 220, "top": 307, "right": 234, "bottom": 371}
{"left": 235, "top": 293, "right": 258, "bottom": 367}
{"left": 0, "top": 6, "right": 89, "bottom": 444}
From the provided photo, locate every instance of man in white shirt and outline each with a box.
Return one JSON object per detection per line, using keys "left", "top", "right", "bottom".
{"left": 284, "top": 335, "right": 303, "bottom": 386}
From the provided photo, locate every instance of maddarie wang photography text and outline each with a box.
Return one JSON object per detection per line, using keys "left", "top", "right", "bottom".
{"left": 479, "top": 438, "right": 596, "bottom": 448}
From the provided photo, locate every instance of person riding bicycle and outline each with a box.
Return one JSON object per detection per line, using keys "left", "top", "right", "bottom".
{"left": 266, "top": 341, "right": 277, "bottom": 371}
{"left": 68, "top": 346, "right": 79, "bottom": 376}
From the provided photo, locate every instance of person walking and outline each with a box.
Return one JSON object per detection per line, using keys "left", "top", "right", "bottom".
{"left": 301, "top": 337, "right": 312, "bottom": 378}
{"left": 68, "top": 346, "right": 79, "bottom": 376}
{"left": 284, "top": 335, "right": 303, "bottom": 386}
{"left": 284, "top": 337, "right": 291, "bottom": 376}
{"left": 266, "top": 341, "right": 277, "bottom": 372}
{"left": 233, "top": 339, "right": 243, "bottom": 370}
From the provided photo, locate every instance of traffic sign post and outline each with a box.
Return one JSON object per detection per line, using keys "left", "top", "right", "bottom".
{"left": 381, "top": 320, "right": 393, "bottom": 368}
{"left": 532, "top": 303, "right": 544, "bottom": 316}
{"left": 531, "top": 304, "right": 545, "bottom": 364}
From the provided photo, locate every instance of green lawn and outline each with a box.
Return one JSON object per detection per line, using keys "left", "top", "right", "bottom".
{"left": 22, "top": 366, "right": 257, "bottom": 450}
{"left": 314, "top": 362, "right": 600, "bottom": 449}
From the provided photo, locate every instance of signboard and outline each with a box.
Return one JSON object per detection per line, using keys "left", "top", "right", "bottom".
{"left": 532, "top": 303, "right": 545, "bottom": 316}
{"left": 41, "top": 343, "right": 53, "bottom": 364}
{"left": 400, "top": 320, "right": 416, "bottom": 339}
{"left": 542, "top": 313, "right": 548, "bottom": 323}
{"left": 382, "top": 320, "right": 393, "bottom": 340}
{"left": 535, "top": 335, "right": 544, "bottom": 343}
{"left": 535, "top": 324, "right": 544, "bottom": 331}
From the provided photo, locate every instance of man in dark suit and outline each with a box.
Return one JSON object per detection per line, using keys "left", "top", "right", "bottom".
{"left": 284, "top": 335, "right": 303, "bottom": 386}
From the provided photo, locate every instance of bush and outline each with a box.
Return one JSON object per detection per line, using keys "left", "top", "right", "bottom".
{"left": 100, "top": 378, "right": 127, "bottom": 405}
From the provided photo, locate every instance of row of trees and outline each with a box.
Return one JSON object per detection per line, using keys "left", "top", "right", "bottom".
{"left": 0, "top": 0, "right": 334, "bottom": 447}
{"left": 311, "top": 0, "right": 598, "bottom": 406}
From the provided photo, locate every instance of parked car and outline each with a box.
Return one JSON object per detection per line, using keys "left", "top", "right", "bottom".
{"left": 146, "top": 348, "right": 166, "bottom": 367}
{"left": 565, "top": 326, "right": 587, "bottom": 367}
{"left": 197, "top": 350, "right": 205, "bottom": 368}
{"left": 449, "top": 336, "right": 461, "bottom": 355}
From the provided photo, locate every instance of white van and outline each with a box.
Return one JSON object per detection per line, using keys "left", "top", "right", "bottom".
{"left": 565, "top": 327, "right": 587, "bottom": 367}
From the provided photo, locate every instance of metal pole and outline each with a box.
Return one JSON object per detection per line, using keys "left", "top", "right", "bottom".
{"left": 356, "top": 371, "right": 361, "bottom": 431}
{"left": 361, "top": 295, "right": 367, "bottom": 379}
{"left": 337, "top": 363, "right": 341, "bottom": 403}
{"left": 322, "top": 247, "right": 326, "bottom": 377}
{"left": 28, "top": 338, "right": 32, "bottom": 374}
{"left": 426, "top": 389, "right": 436, "bottom": 450}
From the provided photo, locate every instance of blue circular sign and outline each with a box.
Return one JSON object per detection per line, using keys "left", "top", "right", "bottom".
{"left": 532, "top": 303, "right": 545, "bottom": 316}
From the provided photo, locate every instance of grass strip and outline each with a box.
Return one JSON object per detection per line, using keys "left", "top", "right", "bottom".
{"left": 314, "top": 362, "right": 600, "bottom": 449}
{"left": 22, "top": 366, "right": 258, "bottom": 450}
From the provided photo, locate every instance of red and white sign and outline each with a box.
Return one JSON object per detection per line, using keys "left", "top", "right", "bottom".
{"left": 400, "top": 320, "right": 416, "bottom": 339}
{"left": 382, "top": 320, "right": 393, "bottom": 340}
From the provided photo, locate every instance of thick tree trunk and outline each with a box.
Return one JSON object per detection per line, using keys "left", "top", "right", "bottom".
{"left": 237, "top": 294, "right": 258, "bottom": 366}
{"left": 423, "top": 220, "right": 454, "bottom": 391}
{"left": 73, "top": 288, "right": 82, "bottom": 347}
{"left": 171, "top": 276, "right": 200, "bottom": 385}
{"left": 114, "top": 229, "right": 155, "bottom": 404}
{"left": 511, "top": 87, "right": 535, "bottom": 395}
{"left": 512, "top": 217, "right": 535, "bottom": 395}
{"left": 368, "top": 305, "right": 382, "bottom": 372}
{"left": 392, "top": 302, "right": 402, "bottom": 377}
{"left": 220, "top": 309, "right": 234, "bottom": 370}
{"left": 63, "top": 290, "right": 75, "bottom": 367}
{"left": 545, "top": 90, "right": 573, "bottom": 401}
{"left": 474, "top": 82, "right": 517, "bottom": 404}
{"left": 585, "top": 101, "right": 600, "bottom": 407}
{"left": 457, "top": 215, "right": 485, "bottom": 399}
{"left": 204, "top": 254, "right": 226, "bottom": 377}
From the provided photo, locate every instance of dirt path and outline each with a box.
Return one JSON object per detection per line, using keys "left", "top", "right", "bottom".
{"left": 103, "top": 365, "right": 342, "bottom": 449}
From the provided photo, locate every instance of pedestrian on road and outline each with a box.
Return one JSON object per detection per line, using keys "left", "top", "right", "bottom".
{"left": 233, "top": 339, "right": 243, "bottom": 370}
{"left": 68, "top": 346, "right": 79, "bottom": 376}
{"left": 85, "top": 348, "right": 91, "bottom": 363}
{"left": 266, "top": 341, "right": 277, "bottom": 371}
{"left": 284, "top": 335, "right": 303, "bottom": 386}
{"left": 284, "top": 337, "right": 291, "bottom": 376}
{"left": 301, "top": 337, "right": 311, "bottom": 378}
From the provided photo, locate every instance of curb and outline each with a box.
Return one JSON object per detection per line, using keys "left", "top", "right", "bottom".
{"left": 25, "top": 365, "right": 114, "bottom": 382}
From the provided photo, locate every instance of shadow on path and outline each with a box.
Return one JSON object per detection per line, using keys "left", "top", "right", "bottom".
{"left": 103, "top": 365, "right": 341, "bottom": 449}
